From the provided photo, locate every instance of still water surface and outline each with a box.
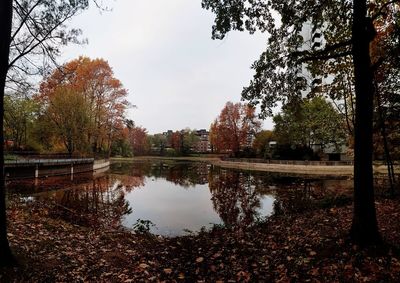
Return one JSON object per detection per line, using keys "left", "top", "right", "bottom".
{"left": 7, "top": 161, "right": 353, "bottom": 236}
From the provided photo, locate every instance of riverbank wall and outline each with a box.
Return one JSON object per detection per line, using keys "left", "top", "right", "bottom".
{"left": 5, "top": 158, "right": 110, "bottom": 180}
{"left": 111, "top": 156, "right": 399, "bottom": 177}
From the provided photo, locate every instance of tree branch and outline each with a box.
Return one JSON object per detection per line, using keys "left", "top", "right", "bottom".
{"left": 11, "top": 0, "right": 42, "bottom": 42}
{"left": 371, "top": 0, "right": 400, "bottom": 21}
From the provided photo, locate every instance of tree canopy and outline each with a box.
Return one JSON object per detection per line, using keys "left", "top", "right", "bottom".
{"left": 37, "top": 56, "right": 129, "bottom": 156}
{"left": 202, "top": 0, "right": 400, "bottom": 245}
{"left": 210, "top": 102, "right": 261, "bottom": 156}
{"left": 273, "top": 97, "right": 346, "bottom": 149}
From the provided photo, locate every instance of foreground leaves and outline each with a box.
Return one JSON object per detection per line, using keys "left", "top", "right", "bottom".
{"left": 1, "top": 198, "right": 400, "bottom": 282}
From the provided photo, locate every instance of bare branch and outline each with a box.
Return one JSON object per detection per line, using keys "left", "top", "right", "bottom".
{"left": 11, "top": 0, "right": 42, "bottom": 42}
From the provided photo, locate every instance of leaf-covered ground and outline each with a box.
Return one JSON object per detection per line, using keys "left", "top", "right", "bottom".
{"left": 1, "top": 198, "right": 400, "bottom": 282}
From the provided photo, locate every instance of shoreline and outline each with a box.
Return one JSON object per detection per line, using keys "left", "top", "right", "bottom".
{"left": 3, "top": 197, "right": 400, "bottom": 281}
{"left": 111, "top": 156, "right": 398, "bottom": 177}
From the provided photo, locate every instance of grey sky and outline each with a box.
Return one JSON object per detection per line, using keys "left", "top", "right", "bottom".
{"left": 61, "top": 0, "right": 273, "bottom": 134}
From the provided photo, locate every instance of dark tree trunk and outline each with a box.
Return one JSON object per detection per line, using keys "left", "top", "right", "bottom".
{"left": 0, "top": 0, "right": 16, "bottom": 266}
{"left": 350, "top": 0, "right": 381, "bottom": 245}
{"left": 375, "top": 81, "right": 396, "bottom": 196}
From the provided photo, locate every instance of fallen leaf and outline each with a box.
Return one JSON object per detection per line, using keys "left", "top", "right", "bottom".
{"left": 163, "top": 268, "right": 173, "bottom": 274}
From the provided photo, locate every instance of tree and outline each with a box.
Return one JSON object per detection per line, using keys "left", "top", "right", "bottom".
{"left": 37, "top": 56, "right": 129, "bottom": 156}
{"left": 370, "top": 13, "right": 400, "bottom": 193}
{"left": 273, "top": 97, "right": 346, "bottom": 150}
{"left": 1, "top": 0, "right": 99, "bottom": 264}
{"left": 170, "top": 131, "right": 183, "bottom": 153}
{"left": 252, "top": 130, "right": 274, "bottom": 158}
{"left": 44, "top": 87, "right": 91, "bottom": 156}
{"left": 209, "top": 119, "right": 220, "bottom": 153}
{"left": 4, "top": 92, "right": 39, "bottom": 150}
{"left": 149, "top": 134, "right": 168, "bottom": 155}
{"left": 210, "top": 102, "right": 261, "bottom": 156}
{"left": 7, "top": 0, "right": 91, "bottom": 91}
{"left": 202, "top": 0, "right": 399, "bottom": 244}
{"left": 0, "top": 0, "right": 15, "bottom": 266}
{"left": 129, "top": 126, "right": 150, "bottom": 156}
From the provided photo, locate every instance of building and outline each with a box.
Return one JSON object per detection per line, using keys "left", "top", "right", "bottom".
{"left": 193, "top": 129, "right": 211, "bottom": 153}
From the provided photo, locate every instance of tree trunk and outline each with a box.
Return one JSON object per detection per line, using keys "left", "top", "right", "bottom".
{"left": 0, "top": 0, "right": 16, "bottom": 266}
{"left": 375, "top": 80, "right": 396, "bottom": 196}
{"left": 350, "top": 0, "right": 381, "bottom": 245}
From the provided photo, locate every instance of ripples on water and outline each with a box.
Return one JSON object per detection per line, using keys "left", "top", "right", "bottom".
{"left": 6, "top": 161, "right": 353, "bottom": 236}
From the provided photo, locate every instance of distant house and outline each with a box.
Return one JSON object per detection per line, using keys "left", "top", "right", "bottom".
{"left": 309, "top": 142, "right": 352, "bottom": 161}
{"left": 268, "top": 141, "right": 277, "bottom": 149}
{"left": 193, "top": 129, "right": 211, "bottom": 153}
{"left": 320, "top": 144, "right": 352, "bottom": 161}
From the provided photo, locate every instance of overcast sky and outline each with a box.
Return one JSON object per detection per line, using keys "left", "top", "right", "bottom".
{"left": 61, "top": 0, "right": 272, "bottom": 134}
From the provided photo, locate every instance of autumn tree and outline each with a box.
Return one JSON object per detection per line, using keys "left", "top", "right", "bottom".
{"left": 37, "top": 56, "right": 129, "bottom": 157}
{"left": 210, "top": 102, "right": 261, "bottom": 156}
{"left": 1, "top": 0, "right": 104, "bottom": 264}
{"left": 170, "top": 131, "right": 183, "bottom": 153}
{"left": 43, "top": 87, "right": 91, "bottom": 156}
{"left": 202, "top": 0, "right": 400, "bottom": 245}
{"left": 111, "top": 129, "right": 133, "bottom": 157}
{"left": 370, "top": 11, "right": 400, "bottom": 192}
{"left": 129, "top": 126, "right": 150, "bottom": 156}
{"left": 209, "top": 119, "right": 220, "bottom": 153}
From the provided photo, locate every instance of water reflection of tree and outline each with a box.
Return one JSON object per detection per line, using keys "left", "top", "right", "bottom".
{"left": 112, "top": 161, "right": 210, "bottom": 188}
{"left": 109, "top": 174, "right": 145, "bottom": 192}
{"left": 208, "top": 168, "right": 264, "bottom": 230}
{"left": 162, "top": 163, "right": 209, "bottom": 188}
{"left": 39, "top": 175, "right": 133, "bottom": 229}
{"left": 271, "top": 179, "right": 349, "bottom": 215}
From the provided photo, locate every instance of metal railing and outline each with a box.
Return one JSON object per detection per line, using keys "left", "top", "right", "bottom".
{"left": 4, "top": 158, "right": 94, "bottom": 166}
{"left": 220, "top": 157, "right": 354, "bottom": 166}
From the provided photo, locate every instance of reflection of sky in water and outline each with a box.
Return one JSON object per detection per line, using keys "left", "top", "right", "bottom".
{"left": 123, "top": 178, "right": 221, "bottom": 236}
{"left": 122, "top": 176, "right": 275, "bottom": 236}
{"left": 259, "top": 196, "right": 275, "bottom": 219}
{"left": 11, "top": 161, "right": 355, "bottom": 237}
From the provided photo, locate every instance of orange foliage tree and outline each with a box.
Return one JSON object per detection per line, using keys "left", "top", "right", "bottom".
{"left": 37, "top": 56, "right": 129, "bottom": 156}
{"left": 129, "top": 125, "right": 150, "bottom": 156}
{"left": 170, "top": 131, "right": 183, "bottom": 153}
{"left": 210, "top": 102, "right": 261, "bottom": 156}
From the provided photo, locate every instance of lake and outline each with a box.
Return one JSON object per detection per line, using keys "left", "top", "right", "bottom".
{"left": 6, "top": 160, "right": 353, "bottom": 236}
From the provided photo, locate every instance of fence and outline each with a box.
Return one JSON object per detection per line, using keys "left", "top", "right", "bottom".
{"left": 220, "top": 157, "right": 354, "bottom": 166}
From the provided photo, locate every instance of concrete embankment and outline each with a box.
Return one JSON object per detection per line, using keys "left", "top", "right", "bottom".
{"left": 212, "top": 159, "right": 354, "bottom": 176}
{"left": 93, "top": 159, "right": 110, "bottom": 170}
{"left": 111, "top": 156, "right": 399, "bottom": 177}
{"left": 5, "top": 158, "right": 110, "bottom": 180}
